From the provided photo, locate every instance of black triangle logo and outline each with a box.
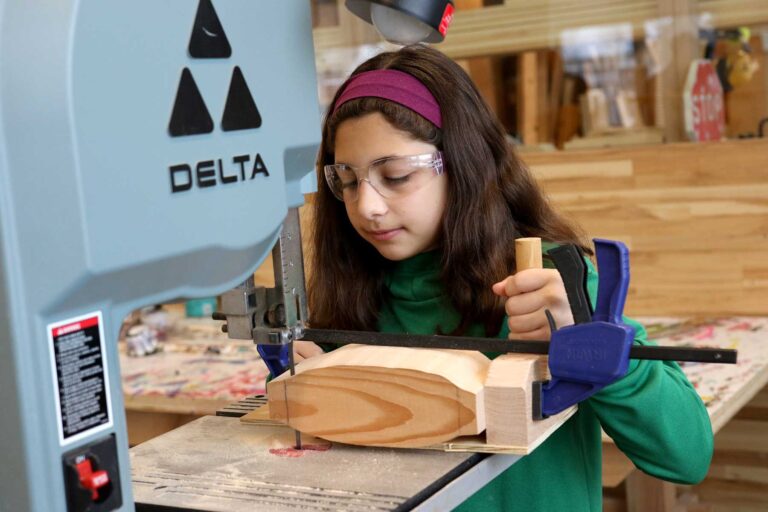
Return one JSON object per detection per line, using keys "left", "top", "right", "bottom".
{"left": 188, "top": 0, "right": 232, "bottom": 59}
{"left": 221, "top": 66, "right": 262, "bottom": 131}
{"left": 168, "top": 68, "right": 214, "bottom": 137}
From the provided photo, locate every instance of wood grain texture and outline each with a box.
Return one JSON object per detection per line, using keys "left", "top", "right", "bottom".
{"left": 484, "top": 354, "right": 576, "bottom": 449}
{"left": 521, "top": 138, "right": 768, "bottom": 316}
{"left": 243, "top": 399, "right": 578, "bottom": 455}
{"left": 485, "top": 236, "right": 574, "bottom": 447}
{"left": 267, "top": 344, "right": 490, "bottom": 448}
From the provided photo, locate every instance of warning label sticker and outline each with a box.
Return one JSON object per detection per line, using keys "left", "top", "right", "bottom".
{"left": 48, "top": 312, "right": 112, "bottom": 445}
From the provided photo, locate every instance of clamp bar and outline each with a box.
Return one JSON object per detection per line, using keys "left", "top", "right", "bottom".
{"left": 301, "top": 329, "right": 736, "bottom": 364}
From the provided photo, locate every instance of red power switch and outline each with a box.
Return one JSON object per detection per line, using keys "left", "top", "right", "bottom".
{"left": 74, "top": 458, "right": 110, "bottom": 501}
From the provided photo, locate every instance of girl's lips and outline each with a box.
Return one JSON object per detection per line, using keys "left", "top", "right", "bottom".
{"left": 369, "top": 228, "right": 402, "bottom": 241}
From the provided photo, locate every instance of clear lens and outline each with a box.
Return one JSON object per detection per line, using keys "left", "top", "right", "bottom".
{"left": 324, "top": 152, "right": 443, "bottom": 202}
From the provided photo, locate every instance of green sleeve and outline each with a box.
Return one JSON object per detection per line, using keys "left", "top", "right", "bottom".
{"left": 582, "top": 258, "right": 714, "bottom": 484}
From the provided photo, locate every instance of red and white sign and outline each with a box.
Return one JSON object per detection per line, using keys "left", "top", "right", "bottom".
{"left": 48, "top": 311, "right": 113, "bottom": 445}
{"left": 683, "top": 60, "right": 725, "bottom": 142}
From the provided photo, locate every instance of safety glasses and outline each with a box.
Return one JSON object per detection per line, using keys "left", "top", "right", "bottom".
{"left": 323, "top": 151, "right": 444, "bottom": 202}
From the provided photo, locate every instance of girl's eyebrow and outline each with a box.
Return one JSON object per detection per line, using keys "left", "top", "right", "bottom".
{"left": 369, "top": 154, "right": 400, "bottom": 166}
{"left": 335, "top": 154, "right": 399, "bottom": 167}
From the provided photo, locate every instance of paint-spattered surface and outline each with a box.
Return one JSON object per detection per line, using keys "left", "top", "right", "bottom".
{"left": 121, "top": 314, "right": 269, "bottom": 408}
{"left": 643, "top": 316, "right": 768, "bottom": 431}
{"left": 131, "top": 416, "right": 479, "bottom": 511}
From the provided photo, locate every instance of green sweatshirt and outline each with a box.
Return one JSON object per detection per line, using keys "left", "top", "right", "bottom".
{"left": 377, "top": 247, "right": 713, "bottom": 512}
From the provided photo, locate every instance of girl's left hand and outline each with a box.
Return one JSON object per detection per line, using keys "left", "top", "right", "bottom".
{"left": 293, "top": 340, "right": 325, "bottom": 363}
{"left": 491, "top": 269, "right": 574, "bottom": 341}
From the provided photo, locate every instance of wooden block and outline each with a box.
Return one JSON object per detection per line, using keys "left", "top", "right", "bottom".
{"left": 267, "top": 344, "right": 490, "bottom": 448}
{"left": 581, "top": 88, "right": 611, "bottom": 135}
{"left": 484, "top": 353, "right": 575, "bottom": 451}
{"left": 486, "top": 236, "right": 575, "bottom": 447}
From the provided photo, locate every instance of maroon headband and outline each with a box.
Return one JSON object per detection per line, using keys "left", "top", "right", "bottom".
{"left": 332, "top": 69, "right": 442, "bottom": 128}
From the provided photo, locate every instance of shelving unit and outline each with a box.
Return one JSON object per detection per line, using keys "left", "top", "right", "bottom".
{"left": 311, "top": 0, "right": 768, "bottom": 147}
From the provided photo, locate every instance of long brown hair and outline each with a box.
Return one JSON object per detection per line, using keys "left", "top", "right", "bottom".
{"left": 308, "top": 45, "right": 589, "bottom": 336}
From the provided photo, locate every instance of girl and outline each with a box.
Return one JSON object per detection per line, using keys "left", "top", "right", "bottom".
{"left": 297, "top": 45, "right": 712, "bottom": 511}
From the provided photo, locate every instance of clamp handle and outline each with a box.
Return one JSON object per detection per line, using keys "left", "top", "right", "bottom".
{"left": 547, "top": 244, "right": 593, "bottom": 325}
{"left": 538, "top": 238, "right": 635, "bottom": 418}
{"left": 593, "top": 238, "right": 630, "bottom": 325}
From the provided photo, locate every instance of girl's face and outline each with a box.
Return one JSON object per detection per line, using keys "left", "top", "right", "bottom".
{"left": 333, "top": 112, "right": 447, "bottom": 261}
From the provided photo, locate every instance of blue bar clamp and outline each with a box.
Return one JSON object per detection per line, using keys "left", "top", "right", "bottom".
{"left": 535, "top": 238, "right": 635, "bottom": 418}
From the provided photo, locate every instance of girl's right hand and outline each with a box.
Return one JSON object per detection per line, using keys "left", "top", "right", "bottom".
{"left": 292, "top": 340, "right": 324, "bottom": 363}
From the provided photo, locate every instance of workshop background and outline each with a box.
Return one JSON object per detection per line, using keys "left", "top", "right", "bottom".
{"left": 119, "top": 1, "right": 768, "bottom": 511}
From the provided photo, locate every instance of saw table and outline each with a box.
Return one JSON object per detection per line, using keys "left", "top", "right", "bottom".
{"left": 131, "top": 415, "right": 519, "bottom": 511}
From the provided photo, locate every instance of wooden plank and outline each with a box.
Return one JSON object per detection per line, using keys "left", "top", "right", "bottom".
{"left": 625, "top": 471, "right": 676, "bottom": 512}
{"left": 735, "top": 385, "right": 768, "bottom": 421}
{"left": 467, "top": 57, "right": 505, "bottom": 117}
{"left": 519, "top": 138, "right": 768, "bottom": 316}
{"left": 435, "top": 1, "right": 656, "bottom": 58}
{"left": 549, "top": 51, "right": 565, "bottom": 143}
{"left": 655, "top": 0, "right": 700, "bottom": 142}
{"left": 686, "top": 478, "right": 768, "bottom": 511}
{"left": 243, "top": 400, "right": 577, "bottom": 455}
{"left": 518, "top": 51, "right": 540, "bottom": 145}
{"left": 713, "top": 419, "right": 768, "bottom": 455}
{"left": 266, "top": 344, "right": 490, "bottom": 448}
{"left": 126, "top": 410, "right": 200, "bottom": 447}
{"left": 454, "top": 0, "right": 506, "bottom": 119}
{"left": 537, "top": 51, "right": 551, "bottom": 143}
{"left": 602, "top": 443, "right": 636, "bottom": 488}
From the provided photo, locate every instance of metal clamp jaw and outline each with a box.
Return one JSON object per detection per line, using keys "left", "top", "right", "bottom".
{"left": 534, "top": 239, "right": 635, "bottom": 419}
{"left": 215, "top": 208, "right": 308, "bottom": 378}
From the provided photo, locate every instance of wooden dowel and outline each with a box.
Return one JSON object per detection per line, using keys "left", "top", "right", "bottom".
{"left": 516, "top": 237, "right": 542, "bottom": 271}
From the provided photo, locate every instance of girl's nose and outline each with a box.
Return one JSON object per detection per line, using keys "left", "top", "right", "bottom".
{"left": 355, "top": 180, "right": 388, "bottom": 219}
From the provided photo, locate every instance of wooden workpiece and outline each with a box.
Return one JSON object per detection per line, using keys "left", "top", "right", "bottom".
{"left": 267, "top": 345, "right": 490, "bottom": 447}
{"left": 260, "top": 237, "right": 575, "bottom": 453}
{"left": 484, "top": 237, "right": 574, "bottom": 449}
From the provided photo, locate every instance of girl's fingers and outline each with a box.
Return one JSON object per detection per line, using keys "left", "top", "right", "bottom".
{"left": 294, "top": 340, "right": 324, "bottom": 360}
{"left": 493, "top": 269, "right": 557, "bottom": 297}
{"left": 507, "top": 309, "right": 548, "bottom": 334}
{"left": 504, "top": 291, "right": 547, "bottom": 317}
{"left": 507, "top": 326, "right": 549, "bottom": 341}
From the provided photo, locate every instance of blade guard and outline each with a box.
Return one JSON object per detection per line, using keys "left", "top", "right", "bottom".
{"left": 540, "top": 239, "right": 635, "bottom": 418}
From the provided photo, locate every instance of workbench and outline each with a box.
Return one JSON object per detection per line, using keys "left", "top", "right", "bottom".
{"left": 601, "top": 316, "right": 768, "bottom": 511}
{"left": 120, "top": 312, "right": 269, "bottom": 445}
{"left": 123, "top": 314, "right": 768, "bottom": 510}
